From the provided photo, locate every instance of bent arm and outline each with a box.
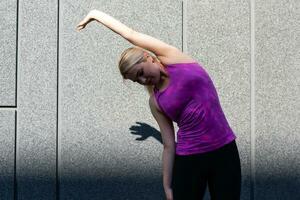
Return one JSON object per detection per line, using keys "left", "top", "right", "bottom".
{"left": 90, "top": 10, "right": 178, "bottom": 57}
{"left": 91, "top": 10, "right": 134, "bottom": 38}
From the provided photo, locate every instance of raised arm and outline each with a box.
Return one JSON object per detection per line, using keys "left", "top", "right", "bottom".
{"left": 77, "top": 10, "right": 179, "bottom": 57}
{"left": 126, "top": 30, "right": 179, "bottom": 58}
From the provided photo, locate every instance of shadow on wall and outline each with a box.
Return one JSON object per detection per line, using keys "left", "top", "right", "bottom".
{"left": 61, "top": 175, "right": 165, "bottom": 200}
{"left": 8, "top": 174, "right": 300, "bottom": 199}
{"left": 13, "top": 175, "right": 209, "bottom": 200}
{"left": 4, "top": 123, "right": 299, "bottom": 199}
{"left": 129, "top": 121, "right": 163, "bottom": 144}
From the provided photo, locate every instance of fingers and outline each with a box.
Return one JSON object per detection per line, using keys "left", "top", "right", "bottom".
{"left": 76, "top": 25, "right": 83, "bottom": 31}
{"left": 76, "top": 20, "right": 86, "bottom": 31}
{"left": 76, "top": 13, "right": 88, "bottom": 29}
{"left": 76, "top": 13, "right": 93, "bottom": 31}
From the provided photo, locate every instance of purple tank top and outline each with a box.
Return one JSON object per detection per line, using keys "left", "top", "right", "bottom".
{"left": 153, "top": 62, "right": 236, "bottom": 155}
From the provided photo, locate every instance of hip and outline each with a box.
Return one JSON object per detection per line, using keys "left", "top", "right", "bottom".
{"left": 174, "top": 139, "right": 239, "bottom": 162}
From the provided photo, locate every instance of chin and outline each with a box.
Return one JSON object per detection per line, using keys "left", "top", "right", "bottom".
{"left": 152, "top": 77, "right": 157, "bottom": 85}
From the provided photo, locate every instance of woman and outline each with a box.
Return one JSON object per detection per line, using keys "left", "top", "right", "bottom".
{"left": 76, "top": 10, "right": 241, "bottom": 200}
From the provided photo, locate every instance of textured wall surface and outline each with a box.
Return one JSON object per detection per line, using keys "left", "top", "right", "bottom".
{"left": 0, "top": 0, "right": 299, "bottom": 199}
{"left": 59, "top": 0, "right": 182, "bottom": 199}
{"left": 255, "top": 0, "right": 300, "bottom": 199}
{"left": 16, "top": 0, "right": 58, "bottom": 199}
{"left": 0, "top": 111, "right": 15, "bottom": 199}
{"left": 188, "top": 1, "right": 251, "bottom": 199}
{"left": 0, "top": 0, "right": 16, "bottom": 106}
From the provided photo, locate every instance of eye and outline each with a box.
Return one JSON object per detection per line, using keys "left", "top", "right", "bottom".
{"left": 139, "top": 69, "right": 143, "bottom": 76}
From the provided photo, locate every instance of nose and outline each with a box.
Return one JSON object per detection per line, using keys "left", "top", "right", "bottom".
{"left": 136, "top": 77, "right": 147, "bottom": 84}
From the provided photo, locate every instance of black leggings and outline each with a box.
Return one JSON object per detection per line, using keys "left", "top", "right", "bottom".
{"left": 171, "top": 140, "right": 241, "bottom": 200}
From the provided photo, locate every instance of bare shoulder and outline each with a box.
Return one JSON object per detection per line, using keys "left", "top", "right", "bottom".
{"left": 157, "top": 48, "right": 197, "bottom": 66}
{"left": 148, "top": 94, "right": 175, "bottom": 146}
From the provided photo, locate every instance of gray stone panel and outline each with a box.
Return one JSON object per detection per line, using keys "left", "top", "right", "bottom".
{"left": 61, "top": 0, "right": 181, "bottom": 199}
{"left": 188, "top": 0, "right": 251, "bottom": 199}
{"left": 0, "top": 111, "right": 15, "bottom": 199}
{"left": 1, "top": 0, "right": 298, "bottom": 199}
{"left": 0, "top": 0, "right": 17, "bottom": 106}
{"left": 17, "top": 0, "right": 57, "bottom": 199}
{"left": 255, "top": 0, "right": 300, "bottom": 199}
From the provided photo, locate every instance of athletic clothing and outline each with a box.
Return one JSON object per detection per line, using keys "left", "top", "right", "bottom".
{"left": 153, "top": 62, "right": 236, "bottom": 155}
{"left": 171, "top": 140, "right": 241, "bottom": 200}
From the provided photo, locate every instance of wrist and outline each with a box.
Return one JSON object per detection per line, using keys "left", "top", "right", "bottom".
{"left": 88, "top": 9, "right": 100, "bottom": 19}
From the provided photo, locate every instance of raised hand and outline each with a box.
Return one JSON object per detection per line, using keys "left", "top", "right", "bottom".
{"left": 76, "top": 10, "right": 96, "bottom": 31}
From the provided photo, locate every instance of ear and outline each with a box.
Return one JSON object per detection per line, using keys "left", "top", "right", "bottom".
{"left": 143, "top": 51, "right": 150, "bottom": 57}
{"left": 151, "top": 55, "right": 160, "bottom": 63}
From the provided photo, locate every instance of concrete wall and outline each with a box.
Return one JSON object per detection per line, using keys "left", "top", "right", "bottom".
{"left": 0, "top": 0, "right": 299, "bottom": 199}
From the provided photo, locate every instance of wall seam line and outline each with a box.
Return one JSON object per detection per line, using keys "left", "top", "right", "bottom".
{"left": 14, "top": 0, "right": 19, "bottom": 199}
{"left": 182, "top": 0, "right": 187, "bottom": 53}
{"left": 14, "top": 111, "right": 17, "bottom": 199}
{"left": 56, "top": 0, "right": 60, "bottom": 199}
{"left": 250, "top": 0, "right": 256, "bottom": 199}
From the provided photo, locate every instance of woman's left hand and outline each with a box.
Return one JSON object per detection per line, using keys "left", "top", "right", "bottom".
{"left": 164, "top": 187, "right": 173, "bottom": 200}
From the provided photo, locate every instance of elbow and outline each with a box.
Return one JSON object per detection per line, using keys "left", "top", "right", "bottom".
{"left": 123, "top": 28, "right": 136, "bottom": 41}
{"left": 163, "top": 142, "right": 175, "bottom": 150}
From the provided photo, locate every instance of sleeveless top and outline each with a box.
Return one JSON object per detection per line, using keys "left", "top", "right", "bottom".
{"left": 153, "top": 62, "right": 236, "bottom": 155}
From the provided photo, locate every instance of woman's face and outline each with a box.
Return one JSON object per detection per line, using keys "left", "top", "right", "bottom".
{"left": 125, "top": 54, "right": 162, "bottom": 86}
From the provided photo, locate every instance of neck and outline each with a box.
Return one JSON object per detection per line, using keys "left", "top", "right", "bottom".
{"left": 153, "top": 63, "right": 169, "bottom": 89}
{"left": 155, "top": 70, "right": 168, "bottom": 89}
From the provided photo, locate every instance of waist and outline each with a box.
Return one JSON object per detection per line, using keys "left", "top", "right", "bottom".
{"left": 175, "top": 130, "right": 236, "bottom": 156}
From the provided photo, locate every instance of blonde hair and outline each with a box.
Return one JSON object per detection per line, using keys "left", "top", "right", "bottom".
{"left": 118, "top": 46, "right": 160, "bottom": 96}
